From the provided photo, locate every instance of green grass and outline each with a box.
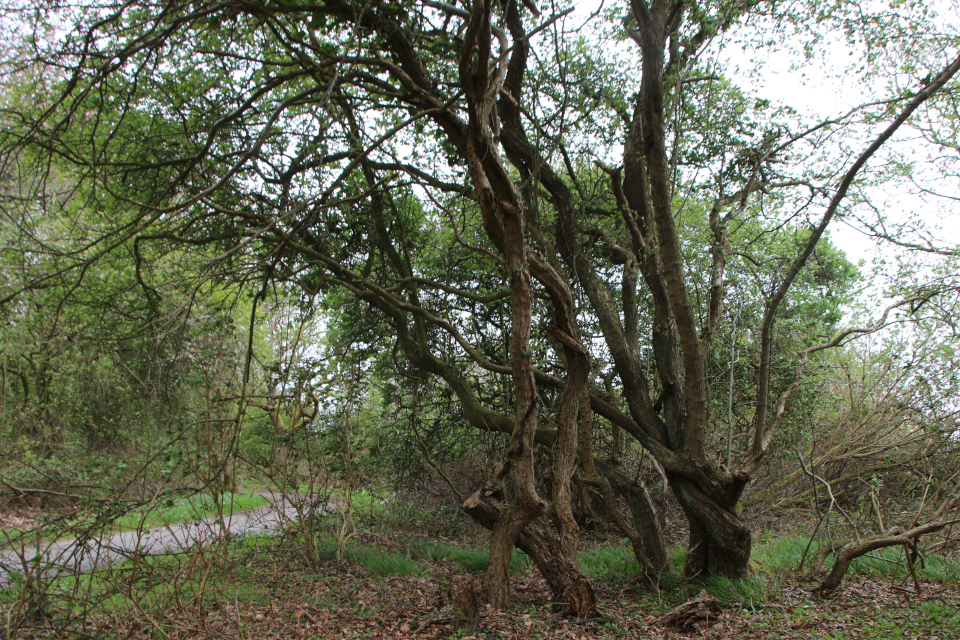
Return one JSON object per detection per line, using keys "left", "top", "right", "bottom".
{"left": 110, "top": 490, "right": 269, "bottom": 531}
{"left": 287, "top": 486, "right": 387, "bottom": 511}
{"left": 571, "top": 543, "right": 765, "bottom": 605}
{"left": 750, "top": 533, "right": 960, "bottom": 584}
{"left": 571, "top": 540, "right": 772, "bottom": 608}
{"left": 753, "top": 534, "right": 812, "bottom": 573}
{"left": 844, "top": 544, "right": 960, "bottom": 582}
{"left": 301, "top": 539, "right": 425, "bottom": 576}
{"left": 911, "top": 549, "right": 960, "bottom": 583}
{"left": 407, "top": 541, "right": 531, "bottom": 574}
{"left": 667, "top": 544, "right": 687, "bottom": 571}
{"left": 348, "top": 546, "right": 422, "bottom": 576}
{"left": 858, "top": 600, "right": 960, "bottom": 638}
{"left": 0, "top": 531, "right": 282, "bottom": 617}
{"left": 577, "top": 545, "right": 639, "bottom": 580}
{"left": 847, "top": 546, "right": 910, "bottom": 579}
{"left": 698, "top": 573, "right": 769, "bottom": 607}
{"left": 520, "top": 535, "right": 960, "bottom": 611}
{"left": 692, "top": 534, "right": 960, "bottom": 608}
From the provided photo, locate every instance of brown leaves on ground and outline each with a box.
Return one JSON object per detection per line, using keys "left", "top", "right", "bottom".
{"left": 0, "top": 508, "right": 39, "bottom": 531}
{"left": 16, "top": 553, "right": 959, "bottom": 640}
{"left": 8, "top": 508, "right": 958, "bottom": 640}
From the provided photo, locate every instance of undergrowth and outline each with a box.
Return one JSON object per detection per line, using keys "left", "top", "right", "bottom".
{"left": 407, "top": 540, "right": 532, "bottom": 575}
{"left": 4, "top": 524, "right": 959, "bottom": 640}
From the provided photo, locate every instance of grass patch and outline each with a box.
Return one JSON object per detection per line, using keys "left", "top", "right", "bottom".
{"left": 698, "top": 573, "right": 769, "bottom": 608}
{"left": 289, "top": 486, "right": 388, "bottom": 512}
{"left": 913, "top": 550, "right": 960, "bottom": 583}
{"left": 843, "top": 544, "right": 960, "bottom": 583}
{"left": 753, "top": 534, "right": 812, "bottom": 574}
{"left": 5, "top": 525, "right": 958, "bottom": 640}
{"left": 407, "top": 541, "right": 530, "bottom": 574}
{"left": 855, "top": 600, "right": 960, "bottom": 638}
{"left": 667, "top": 544, "right": 687, "bottom": 571}
{"left": 347, "top": 547, "right": 422, "bottom": 576}
{"left": 111, "top": 490, "right": 269, "bottom": 531}
{"left": 846, "top": 546, "right": 909, "bottom": 579}
{"left": 0, "top": 535, "right": 276, "bottom": 617}
{"left": 578, "top": 545, "right": 639, "bottom": 580}
{"left": 304, "top": 539, "right": 424, "bottom": 576}
{"left": 446, "top": 547, "right": 491, "bottom": 573}
{"left": 750, "top": 534, "right": 960, "bottom": 585}
{"left": 693, "top": 533, "right": 960, "bottom": 608}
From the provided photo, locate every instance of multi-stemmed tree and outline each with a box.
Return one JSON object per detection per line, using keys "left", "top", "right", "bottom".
{"left": 2, "top": 0, "right": 958, "bottom": 614}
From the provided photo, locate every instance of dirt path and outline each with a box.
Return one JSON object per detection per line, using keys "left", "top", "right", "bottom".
{"left": 0, "top": 490, "right": 328, "bottom": 589}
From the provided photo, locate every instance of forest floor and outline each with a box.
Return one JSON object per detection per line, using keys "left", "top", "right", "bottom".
{"left": 143, "top": 565, "right": 957, "bottom": 640}
{"left": 3, "top": 491, "right": 958, "bottom": 640}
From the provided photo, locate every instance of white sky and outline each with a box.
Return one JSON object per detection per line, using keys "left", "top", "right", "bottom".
{"left": 732, "top": 55, "right": 953, "bottom": 268}
{"left": 561, "top": 1, "right": 959, "bottom": 283}
{"left": 715, "top": 6, "right": 960, "bottom": 275}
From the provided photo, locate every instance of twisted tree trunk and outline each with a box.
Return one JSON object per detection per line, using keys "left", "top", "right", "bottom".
{"left": 464, "top": 490, "right": 596, "bottom": 618}
{"left": 671, "top": 471, "right": 752, "bottom": 578}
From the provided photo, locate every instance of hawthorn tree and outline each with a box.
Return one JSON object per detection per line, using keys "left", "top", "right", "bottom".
{"left": 2, "top": 0, "right": 958, "bottom": 615}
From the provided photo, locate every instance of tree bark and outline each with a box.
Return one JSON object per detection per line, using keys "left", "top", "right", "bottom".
{"left": 594, "top": 460, "right": 668, "bottom": 578}
{"left": 815, "top": 519, "right": 960, "bottom": 596}
{"left": 464, "top": 490, "right": 597, "bottom": 618}
{"left": 458, "top": 0, "right": 585, "bottom": 610}
{"left": 671, "top": 468, "right": 751, "bottom": 578}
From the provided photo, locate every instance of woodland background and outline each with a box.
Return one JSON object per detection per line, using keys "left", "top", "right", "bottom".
{"left": 0, "top": 0, "right": 959, "bottom": 637}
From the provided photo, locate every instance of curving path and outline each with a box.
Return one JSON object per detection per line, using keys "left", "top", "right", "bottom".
{"left": 0, "top": 491, "right": 328, "bottom": 589}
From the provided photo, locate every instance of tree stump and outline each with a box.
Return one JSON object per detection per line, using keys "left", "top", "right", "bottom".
{"left": 450, "top": 575, "right": 485, "bottom": 629}
{"left": 567, "top": 577, "right": 598, "bottom": 619}
{"left": 659, "top": 590, "right": 721, "bottom": 630}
